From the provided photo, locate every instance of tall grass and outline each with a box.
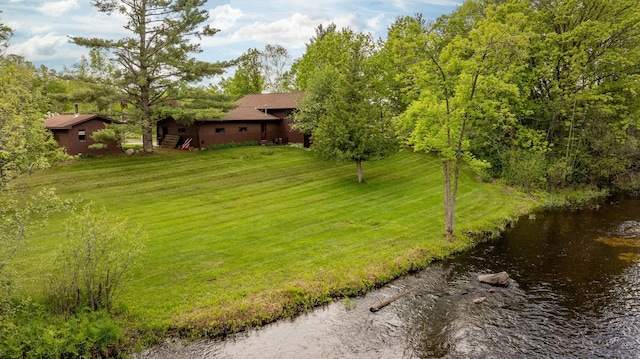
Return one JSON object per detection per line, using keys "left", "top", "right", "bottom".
{"left": 14, "top": 147, "right": 537, "bottom": 340}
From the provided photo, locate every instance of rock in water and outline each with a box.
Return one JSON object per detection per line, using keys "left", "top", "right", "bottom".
{"left": 473, "top": 297, "right": 486, "bottom": 304}
{"left": 478, "top": 271, "right": 510, "bottom": 287}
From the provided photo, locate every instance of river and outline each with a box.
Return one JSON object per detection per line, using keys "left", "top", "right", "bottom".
{"left": 139, "top": 196, "right": 640, "bottom": 358}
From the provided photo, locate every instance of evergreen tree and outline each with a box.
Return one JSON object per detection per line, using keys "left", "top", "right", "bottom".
{"left": 72, "top": 0, "right": 232, "bottom": 152}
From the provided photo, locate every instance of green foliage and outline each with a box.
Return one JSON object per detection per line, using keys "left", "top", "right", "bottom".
{"left": 0, "top": 50, "right": 73, "bottom": 292}
{"left": 386, "top": 0, "right": 640, "bottom": 191}
{"left": 502, "top": 148, "right": 548, "bottom": 190}
{"left": 0, "top": 188, "right": 72, "bottom": 285}
{"left": 220, "top": 44, "right": 294, "bottom": 98}
{"left": 220, "top": 48, "right": 264, "bottom": 100}
{"left": 396, "top": 0, "right": 532, "bottom": 233}
{"left": 88, "top": 128, "right": 117, "bottom": 150}
{"left": 293, "top": 28, "right": 398, "bottom": 182}
{"left": 0, "top": 20, "right": 13, "bottom": 55}
{"left": 46, "top": 48, "right": 121, "bottom": 115}
{"left": 291, "top": 69, "right": 339, "bottom": 135}
{"left": 0, "top": 298, "right": 125, "bottom": 358}
{"left": 202, "top": 141, "right": 259, "bottom": 151}
{"left": 47, "top": 205, "right": 146, "bottom": 314}
{"left": 0, "top": 56, "right": 69, "bottom": 188}
{"left": 260, "top": 44, "right": 294, "bottom": 93}
{"left": 525, "top": 0, "right": 640, "bottom": 187}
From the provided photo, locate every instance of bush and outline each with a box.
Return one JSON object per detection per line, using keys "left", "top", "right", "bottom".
{"left": 502, "top": 149, "right": 547, "bottom": 190}
{"left": 202, "top": 141, "right": 259, "bottom": 151}
{"left": 47, "top": 204, "right": 146, "bottom": 314}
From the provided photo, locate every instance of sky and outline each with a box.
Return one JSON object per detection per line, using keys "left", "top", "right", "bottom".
{"left": 2, "top": 0, "right": 461, "bottom": 75}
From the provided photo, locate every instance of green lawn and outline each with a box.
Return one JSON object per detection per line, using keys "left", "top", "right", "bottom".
{"left": 14, "top": 146, "right": 536, "bottom": 337}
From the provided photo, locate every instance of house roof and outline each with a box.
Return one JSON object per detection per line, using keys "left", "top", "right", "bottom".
{"left": 219, "top": 106, "right": 280, "bottom": 121}
{"left": 45, "top": 114, "right": 121, "bottom": 130}
{"left": 197, "top": 92, "right": 304, "bottom": 123}
{"left": 236, "top": 92, "right": 304, "bottom": 110}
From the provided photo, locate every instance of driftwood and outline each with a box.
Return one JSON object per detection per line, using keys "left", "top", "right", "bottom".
{"left": 370, "top": 286, "right": 418, "bottom": 312}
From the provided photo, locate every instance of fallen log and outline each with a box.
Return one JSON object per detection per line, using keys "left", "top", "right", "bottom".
{"left": 370, "top": 286, "right": 418, "bottom": 312}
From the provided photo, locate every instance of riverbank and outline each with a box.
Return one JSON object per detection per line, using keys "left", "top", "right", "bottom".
{"left": 138, "top": 196, "right": 638, "bottom": 358}
{"left": 12, "top": 146, "right": 543, "bottom": 355}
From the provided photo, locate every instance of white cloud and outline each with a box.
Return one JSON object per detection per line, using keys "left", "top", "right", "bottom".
{"left": 229, "top": 13, "right": 356, "bottom": 49}
{"left": 68, "top": 11, "right": 130, "bottom": 39}
{"left": 39, "top": 0, "right": 80, "bottom": 18}
{"left": 366, "top": 14, "right": 385, "bottom": 31}
{"left": 8, "top": 33, "right": 71, "bottom": 60}
{"left": 209, "top": 4, "right": 244, "bottom": 31}
{"left": 393, "top": 0, "right": 462, "bottom": 9}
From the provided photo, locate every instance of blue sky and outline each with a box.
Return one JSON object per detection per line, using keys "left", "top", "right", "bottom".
{"left": 2, "top": 0, "right": 461, "bottom": 73}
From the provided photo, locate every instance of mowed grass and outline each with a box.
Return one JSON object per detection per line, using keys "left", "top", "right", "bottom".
{"left": 13, "top": 146, "right": 536, "bottom": 337}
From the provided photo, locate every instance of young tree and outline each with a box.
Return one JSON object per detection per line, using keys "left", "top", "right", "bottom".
{"left": 397, "top": 1, "right": 531, "bottom": 236}
{"left": 47, "top": 205, "right": 146, "bottom": 313}
{"left": 294, "top": 29, "right": 397, "bottom": 183}
{"left": 0, "top": 28, "right": 71, "bottom": 287}
{"left": 72, "top": 0, "right": 232, "bottom": 152}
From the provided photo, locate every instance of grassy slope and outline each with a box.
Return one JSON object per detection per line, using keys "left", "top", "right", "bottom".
{"left": 14, "top": 146, "right": 536, "bottom": 337}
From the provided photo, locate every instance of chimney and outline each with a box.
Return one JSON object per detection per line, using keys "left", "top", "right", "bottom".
{"left": 264, "top": 104, "right": 267, "bottom": 116}
{"left": 74, "top": 103, "right": 79, "bottom": 117}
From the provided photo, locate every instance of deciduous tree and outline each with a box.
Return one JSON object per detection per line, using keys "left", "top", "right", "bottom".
{"left": 0, "top": 27, "right": 71, "bottom": 286}
{"left": 219, "top": 48, "right": 264, "bottom": 100}
{"left": 527, "top": 0, "right": 640, "bottom": 187}
{"left": 294, "top": 28, "right": 397, "bottom": 183}
{"left": 397, "top": 1, "right": 531, "bottom": 235}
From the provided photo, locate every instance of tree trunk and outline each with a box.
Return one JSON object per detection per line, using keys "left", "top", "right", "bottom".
{"left": 142, "top": 120, "right": 154, "bottom": 152}
{"left": 356, "top": 159, "right": 364, "bottom": 183}
{"left": 443, "top": 159, "right": 454, "bottom": 236}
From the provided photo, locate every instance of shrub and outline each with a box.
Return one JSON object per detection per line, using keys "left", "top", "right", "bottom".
{"left": 47, "top": 204, "right": 146, "bottom": 314}
{"left": 202, "top": 141, "right": 259, "bottom": 151}
{"left": 502, "top": 149, "right": 548, "bottom": 190}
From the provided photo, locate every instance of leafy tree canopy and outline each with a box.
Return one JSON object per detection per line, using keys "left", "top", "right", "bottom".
{"left": 294, "top": 27, "right": 398, "bottom": 183}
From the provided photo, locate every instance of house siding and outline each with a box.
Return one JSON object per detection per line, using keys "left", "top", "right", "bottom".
{"left": 199, "top": 122, "right": 265, "bottom": 146}
{"left": 51, "top": 119, "right": 121, "bottom": 156}
{"left": 156, "top": 93, "right": 306, "bottom": 149}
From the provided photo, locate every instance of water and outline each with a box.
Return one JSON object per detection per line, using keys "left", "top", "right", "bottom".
{"left": 140, "top": 197, "right": 640, "bottom": 358}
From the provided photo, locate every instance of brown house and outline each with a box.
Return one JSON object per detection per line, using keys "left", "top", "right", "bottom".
{"left": 45, "top": 113, "right": 122, "bottom": 155}
{"left": 157, "top": 92, "right": 307, "bottom": 149}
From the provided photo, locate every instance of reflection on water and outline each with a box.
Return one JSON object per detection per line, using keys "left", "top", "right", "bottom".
{"left": 139, "top": 197, "right": 640, "bottom": 359}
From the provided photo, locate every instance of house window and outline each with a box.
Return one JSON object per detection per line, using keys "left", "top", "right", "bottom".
{"left": 178, "top": 128, "right": 186, "bottom": 133}
{"left": 238, "top": 127, "right": 248, "bottom": 132}
{"left": 215, "top": 128, "right": 225, "bottom": 133}
{"left": 78, "top": 129, "right": 86, "bottom": 142}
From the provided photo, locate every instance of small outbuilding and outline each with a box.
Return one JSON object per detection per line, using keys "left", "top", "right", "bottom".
{"left": 157, "top": 92, "right": 307, "bottom": 149}
{"left": 45, "top": 113, "right": 122, "bottom": 156}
